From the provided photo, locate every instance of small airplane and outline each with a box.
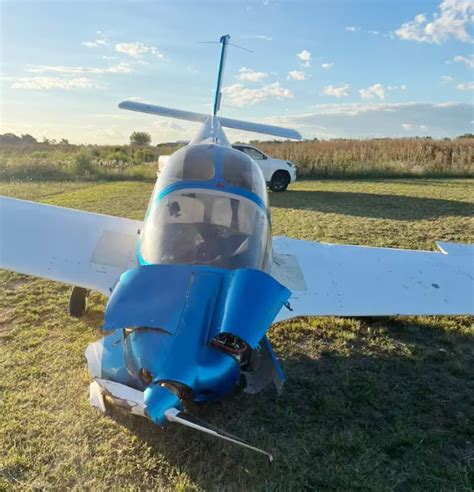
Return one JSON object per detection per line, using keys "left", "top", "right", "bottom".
{"left": 1, "top": 35, "right": 473, "bottom": 461}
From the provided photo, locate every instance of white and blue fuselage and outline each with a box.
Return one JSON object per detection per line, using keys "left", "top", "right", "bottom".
{"left": 87, "top": 118, "right": 290, "bottom": 431}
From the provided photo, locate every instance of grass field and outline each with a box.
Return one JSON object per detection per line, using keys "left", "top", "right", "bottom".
{"left": 1, "top": 178, "right": 473, "bottom": 490}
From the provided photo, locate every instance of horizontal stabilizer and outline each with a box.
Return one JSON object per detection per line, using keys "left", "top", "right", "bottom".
{"left": 119, "top": 101, "right": 302, "bottom": 140}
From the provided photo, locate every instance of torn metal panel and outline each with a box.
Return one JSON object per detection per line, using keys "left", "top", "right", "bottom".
{"left": 91, "top": 378, "right": 146, "bottom": 417}
{"left": 243, "top": 336, "right": 285, "bottom": 395}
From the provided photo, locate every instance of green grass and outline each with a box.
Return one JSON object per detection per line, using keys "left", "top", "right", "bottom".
{"left": 1, "top": 179, "right": 473, "bottom": 490}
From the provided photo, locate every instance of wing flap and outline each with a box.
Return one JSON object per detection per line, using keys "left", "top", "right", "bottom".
{"left": 272, "top": 236, "right": 474, "bottom": 320}
{"left": 0, "top": 196, "right": 141, "bottom": 295}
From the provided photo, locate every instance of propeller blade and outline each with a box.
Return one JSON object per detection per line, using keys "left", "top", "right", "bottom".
{"left": 165, "top": 408, "right": 273, "bottom": 462}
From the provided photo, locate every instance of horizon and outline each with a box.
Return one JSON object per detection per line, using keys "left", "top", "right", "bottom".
{"left": 2, "top": 131, "right": 474, "bottom": 147}
{"left": 1, "top": 0, "right": 473, "bottom": 144}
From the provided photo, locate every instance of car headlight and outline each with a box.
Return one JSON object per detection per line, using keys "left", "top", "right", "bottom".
{"left": 286, "top": 161, "right": 295, "bottom": 168}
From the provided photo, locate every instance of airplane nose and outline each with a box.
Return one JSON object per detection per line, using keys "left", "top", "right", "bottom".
{"left": 102, "top": 263, "right": 290, "bottom": 419}
{"left": 144, "top": 383, "right": 182, "bottom": 425}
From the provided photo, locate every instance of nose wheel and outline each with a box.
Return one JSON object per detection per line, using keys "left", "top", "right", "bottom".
{"left": 69, "top": 286, "right": 89, "bottom": 318}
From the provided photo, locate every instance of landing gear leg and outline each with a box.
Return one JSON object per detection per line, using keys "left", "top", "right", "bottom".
{"left": 69, "top": 286, "right": 89, "bottom": 318}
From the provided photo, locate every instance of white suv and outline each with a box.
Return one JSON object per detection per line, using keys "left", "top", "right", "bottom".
{"left": 232, "top": 144, "right": 297, "bottom": 192}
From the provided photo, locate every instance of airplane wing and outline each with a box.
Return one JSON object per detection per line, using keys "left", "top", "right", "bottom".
{"left": 271, "top": 236, "right": 474, "bottom": 321}
{"left": 0, "top": 196, "right": 141, "bottom": 296}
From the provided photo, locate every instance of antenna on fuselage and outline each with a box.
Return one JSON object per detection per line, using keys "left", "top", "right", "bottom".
{"left": 213, "top": 34, "right": 230, "bottom": 117}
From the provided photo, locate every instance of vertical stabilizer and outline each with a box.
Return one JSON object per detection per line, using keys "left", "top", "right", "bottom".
{"left": 213, "top": 34, "right": 230, "bottom": 116}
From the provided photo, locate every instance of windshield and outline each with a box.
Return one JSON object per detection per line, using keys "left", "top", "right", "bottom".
{"left": 140, "top": 190, "right": 269, "bottom": 270}
{"left": 159, "top": 145, "right": 215, "bottom": 184}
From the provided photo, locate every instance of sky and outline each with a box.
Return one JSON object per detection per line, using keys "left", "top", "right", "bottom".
{"left": 0, "top": 0, "right": 473, "bottom": 144}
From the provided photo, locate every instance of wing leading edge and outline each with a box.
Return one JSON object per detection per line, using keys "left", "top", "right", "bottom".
{"left": 0, "top": 196, "right": 141, "bottom": 296}
{"left": 271, "top": 236, "right": 474, "bottom": 321}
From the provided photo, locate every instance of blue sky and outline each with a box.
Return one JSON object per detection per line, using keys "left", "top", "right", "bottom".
{"left": 1, "top": 0, "right": 473, "bottom": 143}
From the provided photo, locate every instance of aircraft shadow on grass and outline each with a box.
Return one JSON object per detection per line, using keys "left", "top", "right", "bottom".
{"left": 106, "top": 318, "right": 472, "bottom": 487}
{"left": 270, "top": 191, "right": 474, "bottom": 221}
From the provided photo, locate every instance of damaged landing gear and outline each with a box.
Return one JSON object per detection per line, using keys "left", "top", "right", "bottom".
{"left": 69, "top": 286, "right": 90, "bottom": 318}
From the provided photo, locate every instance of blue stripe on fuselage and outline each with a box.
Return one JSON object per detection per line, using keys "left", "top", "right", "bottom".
{"left": 155, "top": 181, "right": 267, "bottom": 211}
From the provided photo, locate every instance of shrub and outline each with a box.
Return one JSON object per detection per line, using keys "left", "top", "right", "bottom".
{"left": 133, "top": 148, "right": 155, "bottom": 164}
{"left": 72, "top": 151, "right": 95, "bottom": 177}
{"left": 106, "top": 150, "right": 130, "bottom": 163}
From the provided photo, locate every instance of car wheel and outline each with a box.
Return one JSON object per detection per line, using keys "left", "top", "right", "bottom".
{"left": 69, "top": 286, "right": 89, "bottom": 318}
{"left": 269, "top": 171, "right": 290, "bottom": 192}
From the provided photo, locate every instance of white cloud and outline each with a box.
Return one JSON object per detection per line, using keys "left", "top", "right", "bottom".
{"left": 359, "top": 83, "right": 406, "bottom": 100}
{"left": 402, "top": 123, "right": 428, "bottom": 131}
{"left": 456, "top": 81, "right": 474, "bottom": 90}
{"left": 10, "top": 76, "right": 103, "bottom": 90}
{"left": 296, "top": 50, "right": 311, "bottom": 67}
{"left": 440, "top": 75, "right": 474, "bottom": 90}
{"left": 254, "top": 35, "right": 272, "bottom": 41}
{"left": 237, "top": 67, "right": 268, "bottom": 82}
{"left": 368, "top": 30, "right": 380, "bottom": 35}
{"left": 322, "top": 84, "right": 350, "bottom": 98}
{"left": 359, "top": 83, "right": 386, "bottom": 100}
{"left": 151, "top": 120, "right": 186, "bottom": 132}
{"left": 287, "top": 70, "right": 309, "bottom": 81}
{"left": 223, "top": 82, "right": 294, "bottom": 106}
{"left": 82, "top": 38, "right": 108, "bottom": 48}
{"left": 25, "top": 63, "right": 133, "bottom": 74}
{"left": 453, "top": 54, "right": 474, "bottom": 68}
{"left": 395, "top": 0, "right": 474, "bottom": 44}
{"left": 268, "top": 102, "right": 473, "bottom": 139}
{"left": 387, "top": 84, "right": 407, "bottom": 91}
{"left": 115, "top": 42, "right": 164, "bottom": 59}
{"left": 441, "top": 75, "right": 456, "bottom": 83}
{"left": 321, "top": 62, "right": 334, "bottom": 70}
{"left": 345, "top": 26, "right": 360, "bottom": 32}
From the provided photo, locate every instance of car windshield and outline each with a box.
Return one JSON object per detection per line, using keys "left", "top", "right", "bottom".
{"left": 140, "top": 189, "right": 269, "bottom": 270}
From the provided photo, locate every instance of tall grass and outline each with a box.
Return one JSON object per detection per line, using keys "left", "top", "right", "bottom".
{"left": 0, "top": 138, "right": 472, "bottom": 181}
{"left": 0, "top": 144, "right": 162, "bottom": 181}
{"left": 257, "top": 138, "right": 474, "bottom": 178}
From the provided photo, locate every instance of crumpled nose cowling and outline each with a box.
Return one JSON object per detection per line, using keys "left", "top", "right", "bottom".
{"left": 102, "top": 264, "right": 290, "bottom": 424}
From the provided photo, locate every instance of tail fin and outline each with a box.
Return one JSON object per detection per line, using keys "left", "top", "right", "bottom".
{"left": 213, "top": 34, "right": 230, "bottom": 116}
{"left": 165, "top": 408, "right": 273, "bottom": 461}
{"left": 118, "top": 100, "right": 302, "bottom": 140}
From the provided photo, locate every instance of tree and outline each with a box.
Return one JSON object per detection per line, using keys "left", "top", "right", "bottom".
{"left": 130, "top": 131, "right": 151, "bottom": 146}
{"left": 0, "top": 133, "right": 21, "bottom": 144}
{"left": 21, "top": 134, "right": 38, "bottom": 144}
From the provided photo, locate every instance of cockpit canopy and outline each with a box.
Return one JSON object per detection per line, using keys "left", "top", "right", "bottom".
{"left": 140, "top": 144, "right": 271, "bottom": 271}
{"left": 140, "top": 189, "right": 270, "bottom": 270}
